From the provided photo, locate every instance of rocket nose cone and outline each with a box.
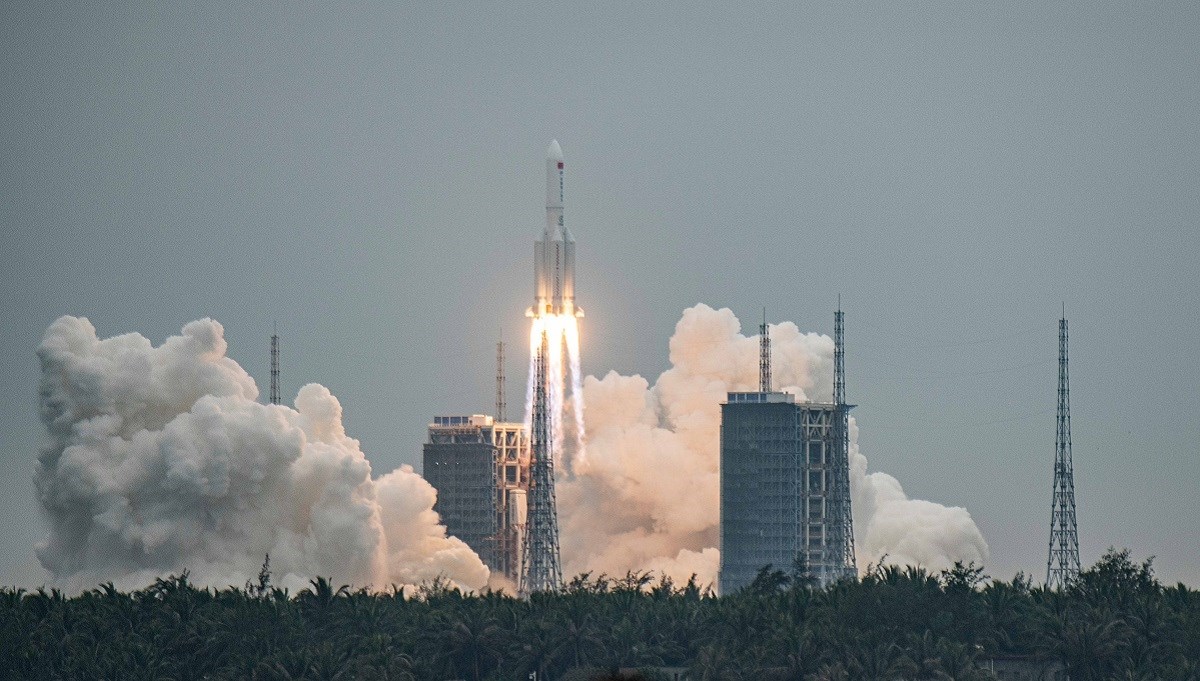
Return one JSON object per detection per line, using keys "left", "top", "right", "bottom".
{"left": 547, "top": 139, "right": 563, "bottom": 162}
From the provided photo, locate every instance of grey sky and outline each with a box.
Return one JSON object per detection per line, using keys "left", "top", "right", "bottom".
{"left": 3, "top": 2, "right": 1198, "bottom": 587}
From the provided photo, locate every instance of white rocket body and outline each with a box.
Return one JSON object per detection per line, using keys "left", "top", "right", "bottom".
{"left": 532, "top": 140, "right": 581, "bottom": 318}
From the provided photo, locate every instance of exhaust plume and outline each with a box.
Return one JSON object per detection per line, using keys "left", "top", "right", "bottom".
{"left": 559, "top": 304, "right": 988, "bottom": 587}
{"left": 524, "top": 313, "right": 586, "bottom": 471}
{"left": 34, "top": 316, "right": 488, "bottom": 593}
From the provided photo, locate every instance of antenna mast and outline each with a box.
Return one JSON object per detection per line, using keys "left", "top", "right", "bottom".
{"left": 269, "top": 325, "right": 280, "bottom": 406}
{"left": 834, "top": 296, "right": 845, "bottom": 406}
{"left": 1047, "top": 311, "right": 1080, "bottom": 589}
{"left": 759, "top": 309, "right": 771, "bottom": 393}
{"left": 496, "top": 338, "right": 506, "bottom": 421}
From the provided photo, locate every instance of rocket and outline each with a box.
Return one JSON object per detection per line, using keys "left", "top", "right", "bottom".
{"left": 530, "top": 140, "right": 582, "bottom": 318}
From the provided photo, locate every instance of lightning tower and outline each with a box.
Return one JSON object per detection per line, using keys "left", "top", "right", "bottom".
{"left": 269, "top": 326, "right": 280, "bottom": 406}
{"left": 1046, "top": 311, "right": 1080, "bottom": 589}
{"left": 496, "top": 338, "right": 506, "bottom": 422}
{"left": 759, "top": 310, "right": 771, "bottom": 392}
{"left": 830, "top": 300, "right": 857, "bottom": 579}
{"left": 520, "top": 332, "right": 563, "bottom": 596}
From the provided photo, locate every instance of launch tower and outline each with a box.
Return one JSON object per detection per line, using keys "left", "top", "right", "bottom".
{"left": 520, "top": 333, "right": 563, "bottom": 595}
{"left": 829, "top": 303, "right": 857, "bottom": 580}
{"left": 1046, "top": 312, "right": 1080, "bottom": 589}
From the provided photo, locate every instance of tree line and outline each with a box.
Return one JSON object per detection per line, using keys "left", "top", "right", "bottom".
{"left": 1, "top": 549, "right": 1197, "bottom": 680}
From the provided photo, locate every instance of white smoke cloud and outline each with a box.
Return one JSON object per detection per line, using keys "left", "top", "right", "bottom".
{"left": 34, "top": 316, "right": 488, "bottom": 593}
{"left": 559, "top": 304, "right": 988, "bottom": 587}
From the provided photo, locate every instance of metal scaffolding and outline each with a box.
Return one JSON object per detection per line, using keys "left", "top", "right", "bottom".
{"left": 520, "top": 331, "right": 562, "bottom": 596}
{"left": 1046, "top": 313, "right": 1080, "bottom": 589}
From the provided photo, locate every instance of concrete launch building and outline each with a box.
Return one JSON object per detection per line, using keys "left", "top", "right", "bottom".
{"left": 718, "top": 311, "right": 857, "bottom": 594}
{"left": 719, "top": 393, "right": 849, "bottom": 592}
{"left": 423, "top": 415, "right": 530, "bottom": 584}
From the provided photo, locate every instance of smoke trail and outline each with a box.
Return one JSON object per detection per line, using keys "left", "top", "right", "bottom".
{"left": 564, "top": 320, "right": 587, "bottom": 465}
{"left": 558, "top": 304, "right": 989, "bottom": 587}
{"left": 547, "top": 319, "right": 566, "bottom": 458}
{"left": 34, "top": 316, "right": 489, "bottom": 593}
{"left": 524, "top": 320, "right": 538, "bottom": 428}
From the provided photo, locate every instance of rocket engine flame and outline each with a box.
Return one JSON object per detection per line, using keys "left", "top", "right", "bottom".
{"left": 525, "top": 313, "right": 587, "bottom": 470}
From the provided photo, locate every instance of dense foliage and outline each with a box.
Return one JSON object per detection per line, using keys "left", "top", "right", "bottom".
{"left": 1, "top": 549, "right": 1197, "bottom": 680}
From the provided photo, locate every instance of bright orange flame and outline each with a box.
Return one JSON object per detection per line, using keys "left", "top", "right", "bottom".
{"left": 526, "top": 313, "right": 586, "bottom": 469}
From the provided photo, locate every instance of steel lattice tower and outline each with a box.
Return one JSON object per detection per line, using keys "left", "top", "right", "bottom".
{"left": 759, "top": 310, "right": 771, "bottom": 392}
{"left": 496, "top": 339, "right": 506, "bottom": 421}
{"left": 519, "top": 332, "right": 562, "bottom": 596}
{"left": 829, "top": 302, "right": 857, "bottom": 580}
{"left": 1046, "top": 313, "right": 1080, "bottom": 589}
{"left": 269, "top": 327, "right": 280, "bottom": 406}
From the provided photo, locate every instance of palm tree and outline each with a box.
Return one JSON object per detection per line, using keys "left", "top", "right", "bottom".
{"left": 690, "top": 643, "right": 743, "bottom": 681}
{"left": 436, "top": 608, "right": 504, "bottom": 681}
{"left": 980, "top": 576, "right": 1034, "bottom": 653}
{"left": 1046, "top": 612, "right": 1132, "bottom": 681}
{"left": 301, "top": 576, "right": 350, "bottom": 607}
{"left": 843, "top": 633, "right": 918, "bottom": 681}
{"left": 544, "top": 606, "right": 608, "bottom": 675}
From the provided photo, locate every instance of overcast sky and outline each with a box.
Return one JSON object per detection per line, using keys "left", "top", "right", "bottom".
{"left": 3, "top": 2, "right": 1198, "bottom": 587}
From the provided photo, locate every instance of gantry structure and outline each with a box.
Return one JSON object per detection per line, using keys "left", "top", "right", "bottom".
{"left": 829, "top": 303, "right": 857, "bottom": 580}
{"left": 519, "top": 332, "right": 563, "bottom": 596}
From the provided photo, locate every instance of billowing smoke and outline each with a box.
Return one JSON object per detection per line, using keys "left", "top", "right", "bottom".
{"left": 559, "top": 304, "right": 988, "bottom": 587}
{"left": 34, "top": 316, "right": 489, "bottom": 593}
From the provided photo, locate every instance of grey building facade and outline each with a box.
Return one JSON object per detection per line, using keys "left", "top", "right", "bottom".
{"left": 423, "top": 415, "right": 530, "bottom": 584}
{"left": 719, "top": 392, "right": 853, "bottom": 594}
